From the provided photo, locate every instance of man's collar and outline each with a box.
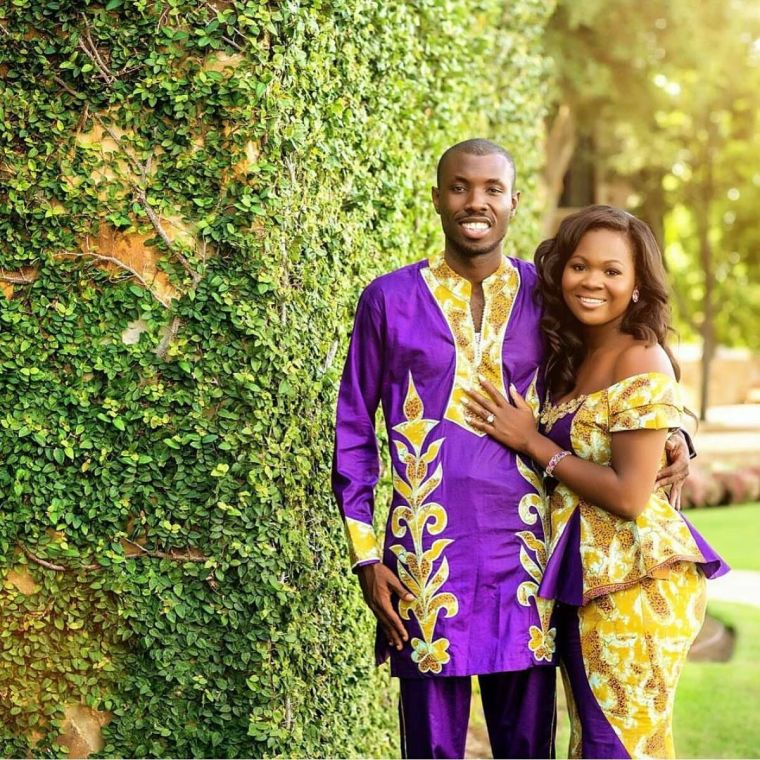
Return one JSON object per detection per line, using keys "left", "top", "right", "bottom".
{"left": 426, "top": 252, "right": 511, "bottom": 300}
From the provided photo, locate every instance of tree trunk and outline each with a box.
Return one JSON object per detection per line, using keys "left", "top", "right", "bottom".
{"left": 541, "top": 103, "right": 577, "bottom": 236}
{"left": 696, "top": 132, "right": 716, "bottom": 422}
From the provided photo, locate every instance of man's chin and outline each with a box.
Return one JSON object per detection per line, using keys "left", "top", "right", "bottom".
{"left": 449, "top": 239, "right": 502, "bottom": 259}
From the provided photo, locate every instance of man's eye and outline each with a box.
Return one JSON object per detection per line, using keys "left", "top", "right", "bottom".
{"left": 488, "top": 187, "right": 503, "bottom": 194}
{"left": 451, "top": 185, "right": 465, "bottom": 192}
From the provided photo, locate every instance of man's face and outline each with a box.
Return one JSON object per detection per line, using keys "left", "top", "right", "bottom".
{"left": 432, "top": 151, "right": 519, "bottom": 259}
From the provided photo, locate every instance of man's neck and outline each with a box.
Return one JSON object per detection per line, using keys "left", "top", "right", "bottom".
{"left": 443, "top": 247, "right": 503, "bottom": 284}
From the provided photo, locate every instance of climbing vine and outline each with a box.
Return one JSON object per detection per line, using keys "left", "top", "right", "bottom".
{"left": 0, "top": 0, "right": 554, "bottom": 756}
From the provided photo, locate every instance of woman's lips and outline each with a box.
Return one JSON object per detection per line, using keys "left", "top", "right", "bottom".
{"left": 576, "top": 295, "right": 606, "bottom": 308}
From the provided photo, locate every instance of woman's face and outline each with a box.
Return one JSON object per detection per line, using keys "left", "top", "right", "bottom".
{"left": 561, "top": 228, "right": 637, "bottom": 328}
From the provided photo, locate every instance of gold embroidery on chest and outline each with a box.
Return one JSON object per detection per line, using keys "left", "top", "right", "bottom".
{"left": 421, "top": 255, "right": 519, "bottom": 436}
{"left": 540, "top": 394, "right": 588, "bottom": 432}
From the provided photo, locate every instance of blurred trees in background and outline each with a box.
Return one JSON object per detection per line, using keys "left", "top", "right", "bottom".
{"left": 545, "top": 0, "right": 760, "bottom": 417}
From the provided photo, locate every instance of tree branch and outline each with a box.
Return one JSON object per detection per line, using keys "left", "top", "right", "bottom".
{"left": 51, "top": 75, "right": 201, "bottom": 286}
{"left": 0, "top": 269, "right": 36, "bottom": 285}
{"left": 155, "top": 316, "right": 183, "bottom": 360}
{"left": 19, "top": 539, "right": 208, "bottom": 574}
{"left": 78, "top": 13, "right": 116, "bottom": 85}
{"left": 20, "top": 544, "right": 66, "bottom": 572}
{"left": 134, "top": 186, "right": 200, "bottom": 285}
{"left": 64, "top": 244, "right": 172, "bottom": 308}
{"left": 122, "top": 537, "right": 208, "bottom": 563}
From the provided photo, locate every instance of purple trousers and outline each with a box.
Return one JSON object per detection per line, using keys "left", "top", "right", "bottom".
{"left": 398, "top": 668, "right": 557, "bottom": 759}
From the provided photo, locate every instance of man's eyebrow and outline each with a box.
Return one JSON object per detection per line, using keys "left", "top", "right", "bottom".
{"left": 448, "top": 176, "right": 507, "bottom": 185}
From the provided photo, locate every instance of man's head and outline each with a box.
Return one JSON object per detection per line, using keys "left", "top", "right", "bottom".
{"left": 432, "top": 139, "right": 520, "bottom": 260}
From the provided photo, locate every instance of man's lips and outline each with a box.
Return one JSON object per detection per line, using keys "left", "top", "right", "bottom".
{"left": 458, "top": 218, "right": 492, "bottom": 239}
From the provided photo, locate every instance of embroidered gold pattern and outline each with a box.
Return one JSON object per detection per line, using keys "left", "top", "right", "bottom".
{"left": 515, "top": 371, "right": 556, "bottom": 661}
{"left": 390, "top": 372, "right": 458, "bottom": 674}
{"left": 421, "top": 254, "right": 519, "bottom": 435}
{"left": 539, "top": 394, "right": 588, "bottom": 432}
{"left": 345, "top": 516, "right": 381, "bottom": 568}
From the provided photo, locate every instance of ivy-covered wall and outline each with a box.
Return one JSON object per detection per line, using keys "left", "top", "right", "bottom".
{"left": 0, "top": 1, "right": 554, "bottom": 756}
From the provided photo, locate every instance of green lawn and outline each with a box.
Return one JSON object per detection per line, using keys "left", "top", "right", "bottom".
{"left": 674, "top": 602, "right": 760, "bottom": 759}
{"left": 686, "top": 501, "right": 760, "bottom": 571}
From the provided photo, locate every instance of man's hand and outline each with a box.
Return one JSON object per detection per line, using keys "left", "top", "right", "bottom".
{"left": 357, "top": 562, "right": 414, "bottom": 651}
{"left": 656, "top": 431, "right": 690, "bottom": 510}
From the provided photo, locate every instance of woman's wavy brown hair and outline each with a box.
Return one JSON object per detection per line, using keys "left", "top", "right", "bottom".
{"left": 535, "top": 205, "right": 679, "bottom": 397}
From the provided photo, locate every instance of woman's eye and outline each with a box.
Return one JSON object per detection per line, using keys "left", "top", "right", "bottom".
{"left": 606, "top": 269, "right": 621, "bottom": 276}
{"left": 571, "top": 264, "right": 585, "bottom": 271}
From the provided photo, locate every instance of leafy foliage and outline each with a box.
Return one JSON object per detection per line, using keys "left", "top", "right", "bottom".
{"left": 0, "top": 0, "right": 553, "bottom": 756}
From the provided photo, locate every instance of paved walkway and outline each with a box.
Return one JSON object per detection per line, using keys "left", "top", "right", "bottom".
{"left": 692, "top": 403, "right": 760, "bottom": 465}
{"left": 708, "top": 569, "right": 760, "bottom": 608}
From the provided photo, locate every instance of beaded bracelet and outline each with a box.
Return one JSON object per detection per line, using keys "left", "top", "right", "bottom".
{"left": 545, "top": 449, "right": 571, "bottom": 477}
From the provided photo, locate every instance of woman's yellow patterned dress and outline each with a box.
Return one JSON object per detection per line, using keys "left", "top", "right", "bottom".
{"left": 537, "top": 372, "right": 728, "bottom": 759}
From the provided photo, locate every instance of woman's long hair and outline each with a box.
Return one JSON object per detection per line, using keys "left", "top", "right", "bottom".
{"left": 535, "top": 205, "right": 679, "bottom": 397}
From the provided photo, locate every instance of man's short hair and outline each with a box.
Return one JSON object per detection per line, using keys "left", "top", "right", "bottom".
{"left": 436, "top": 139, "right": 517, "bottom": 188}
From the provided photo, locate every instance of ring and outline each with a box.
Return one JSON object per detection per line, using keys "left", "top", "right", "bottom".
{"left": 486, "top": 413, "right": 495, "bottom": 424}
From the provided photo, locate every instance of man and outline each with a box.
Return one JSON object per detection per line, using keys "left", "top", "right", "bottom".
{"left": 332, "top": 139, "right": 688, "bottom": 759}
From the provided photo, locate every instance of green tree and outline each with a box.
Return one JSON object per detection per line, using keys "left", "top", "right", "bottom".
{"left": 546, "top": 0, "right": 760, "bottom": 417}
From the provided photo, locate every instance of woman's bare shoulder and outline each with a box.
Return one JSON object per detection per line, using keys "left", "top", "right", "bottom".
{"left": 611, "top": 341, "right": 675, "bottom": 383}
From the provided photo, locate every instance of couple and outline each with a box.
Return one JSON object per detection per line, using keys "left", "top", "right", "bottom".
{"left": 332, "top": 139, "right": 728, "bottom": 759}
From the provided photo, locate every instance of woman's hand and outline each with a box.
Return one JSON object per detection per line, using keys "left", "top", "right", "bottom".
{"left": 463, "top": 379, "right": 539, "bottom": 455}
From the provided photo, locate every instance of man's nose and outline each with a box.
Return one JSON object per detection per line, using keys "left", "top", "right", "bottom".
{"left": 464, "top": 190, "right": 488, "bottom": 211}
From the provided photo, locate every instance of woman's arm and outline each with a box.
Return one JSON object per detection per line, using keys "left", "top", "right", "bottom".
{"left": 464, "top": 380, "right": 667, "bottom": 521}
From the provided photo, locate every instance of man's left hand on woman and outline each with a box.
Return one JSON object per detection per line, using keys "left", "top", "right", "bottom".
{"left": 464, "top": 379, "right": 690, "bottom": 510}
{"left": 463, "top": 379, "right": 537, "bottom": 455}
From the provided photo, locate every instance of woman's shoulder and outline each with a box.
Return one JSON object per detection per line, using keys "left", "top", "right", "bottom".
{"left": 611, "top": 341, "right": 676, "bottom": 385}
{"left": 605, "top": 343, "right": 681, "bottom": 427}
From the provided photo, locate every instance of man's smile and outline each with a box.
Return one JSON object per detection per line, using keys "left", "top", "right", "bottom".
{"left": 459, "top": 217, "right": 492, "bottom": 239}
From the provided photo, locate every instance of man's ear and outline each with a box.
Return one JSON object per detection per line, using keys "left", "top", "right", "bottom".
{"left": 431, "top": 186, "right": 440, "bottom": 214}
{"left": 511, "top": 190, "right": 521, "bottom": 216}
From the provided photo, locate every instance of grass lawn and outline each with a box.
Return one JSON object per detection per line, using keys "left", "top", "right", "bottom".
{"left": 674, "top": 602, "right": 760, "bottom": 759}
{"left": 685, "top": 501, "right": 760, "bottom": 571}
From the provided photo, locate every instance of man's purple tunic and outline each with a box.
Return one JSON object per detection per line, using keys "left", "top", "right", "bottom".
{"left": 333, "top": 253, "right": 556, "bottom": 679}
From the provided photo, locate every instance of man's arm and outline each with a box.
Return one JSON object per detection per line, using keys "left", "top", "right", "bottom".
{"left": 331, "top": 288, "right": 412, "bottom": 650}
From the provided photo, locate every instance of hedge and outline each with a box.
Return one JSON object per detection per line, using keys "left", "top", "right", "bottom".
{"left": 0, "top": 1, "right": 554, "bottom": 756}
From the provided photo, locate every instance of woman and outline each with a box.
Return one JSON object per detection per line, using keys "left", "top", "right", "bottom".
{"left": 464, "top": 205, "right": 728, "bottom": 759}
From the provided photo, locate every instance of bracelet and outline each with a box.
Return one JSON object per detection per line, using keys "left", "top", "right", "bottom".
{"left": 545, "top": 449, "right": 571, "bottom": 477}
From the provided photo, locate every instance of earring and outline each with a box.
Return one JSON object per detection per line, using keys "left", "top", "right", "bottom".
{"left": 632, "top": 289, "right": 640, "bottom": 303}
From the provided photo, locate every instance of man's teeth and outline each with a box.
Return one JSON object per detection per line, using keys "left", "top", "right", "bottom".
{"left": 462, "top": 222, "right": 489, "bottom": 230}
